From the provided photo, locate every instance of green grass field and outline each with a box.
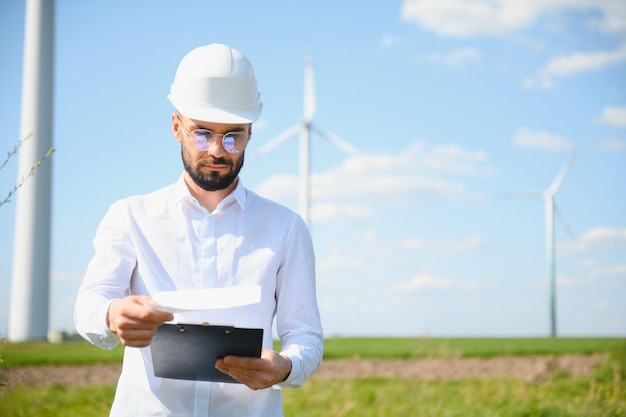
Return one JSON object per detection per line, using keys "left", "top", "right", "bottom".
{"left": 2, "top": 337, "right": 624, "bottom": 366}
{"left": 1, "top": 337, "right": 625, "bottom": 416}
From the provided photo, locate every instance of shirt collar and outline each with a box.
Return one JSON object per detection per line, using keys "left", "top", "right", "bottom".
{"left": 173, "top": 173, "right": 246, "bottom": 211}
{"left": 173, "top": 173, "right": 191, "bottom": 205}
{"left": 222, "top": 177, "right": 246, "bottom": 210}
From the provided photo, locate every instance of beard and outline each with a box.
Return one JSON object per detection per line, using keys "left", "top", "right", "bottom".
{"left": 182, "top": 147, "right": 245, "bottom": 192}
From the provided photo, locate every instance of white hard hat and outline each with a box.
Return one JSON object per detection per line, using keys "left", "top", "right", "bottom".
{"left": 168, "top": 43, "right": 262, "bottom": 124}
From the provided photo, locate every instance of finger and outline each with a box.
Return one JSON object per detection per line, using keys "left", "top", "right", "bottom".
{"left": 216, "top": 366, "right": 269, "bottom": 390}
{"left": 221, "top": 355, "right": 268, "bottom": 372}
{"left": 133, "top": 303, "right": 174, "bottom": 323}
{"left": 118, "top": 326, "right": 157, "bottom": 338}
{"left": 115, "top": 316, "right": 162, "bottom": 332}
{"left": 216, "top": 358, "right": 276, "bottom": 390}
{"left": 145, "top": 309, "right": 174, "bottom": 324}
{"left": 120, "top": 338, "right": 153, "bottom": 348}
{"left": 118, "top": 332, "right": 157, "bottom": 347}
{"left": 121, "top": 303, "right": 173, "bottom": 325}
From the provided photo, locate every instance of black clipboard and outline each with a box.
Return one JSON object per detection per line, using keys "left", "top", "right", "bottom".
{"left": 150, "top": 323, "right": 263, "bottom": 383}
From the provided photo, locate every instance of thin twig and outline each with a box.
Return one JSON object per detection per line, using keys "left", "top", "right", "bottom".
{"left": 0, "top": 133, "right": 33, "bottom": 171}
{"left": 0, "top": 147, "right": 55, "bottom": 208}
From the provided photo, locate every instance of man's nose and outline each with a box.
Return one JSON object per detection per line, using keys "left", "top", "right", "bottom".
{"left": 206, "top": 136, "right": 227, "bottom": 157}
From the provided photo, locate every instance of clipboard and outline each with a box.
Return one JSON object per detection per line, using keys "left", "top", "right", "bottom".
{"left": 150, "top": 323, "right": 263, "bottom": 383}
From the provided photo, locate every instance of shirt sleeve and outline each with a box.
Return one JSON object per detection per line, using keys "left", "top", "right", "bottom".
{"left": 74, "top": 200, "right": 137, "bottom": 350}
{"left": 273, "top": 216, "right": 324, "bottom": 389}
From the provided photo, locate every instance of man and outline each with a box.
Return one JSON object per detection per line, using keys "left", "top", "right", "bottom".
{"left": 74, "top": 43, "right": 324, "bottom": 417}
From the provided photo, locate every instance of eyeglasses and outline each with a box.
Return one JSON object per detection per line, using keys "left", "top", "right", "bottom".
{"left": 176, "top": 114, "right": 249, "bottom": 154}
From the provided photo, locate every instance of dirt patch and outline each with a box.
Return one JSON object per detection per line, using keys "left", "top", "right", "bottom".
{"left": 314, "top": 354, "right": 606, "bottom": 382}
{"left": 0, "top": 354, "right": 606, "bottom": 388}
{"left": 0, "top": 363, "right": 123, "bottom": 388}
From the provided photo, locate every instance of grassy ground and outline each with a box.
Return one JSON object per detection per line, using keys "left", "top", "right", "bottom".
{"left": 321, "top": 337, "right": 626, "bottom": 359}
{"left": 1, "top": 385, "right": 115, "bottom": 417}
{"left": 2, "top": 337, "right": 624, "bottom": 366}
{"left": 282, "top": 365, "right": 626, "bottom": 417}
{"left": 1, "top": 337, "right": 625, "bottom": 416}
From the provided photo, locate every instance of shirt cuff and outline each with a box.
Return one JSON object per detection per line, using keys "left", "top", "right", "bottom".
{"left": 86, "top": 299, "right": 119, "bottom": 350}
{"left": 273, "top": 354, "right": 303, "bottom": 389}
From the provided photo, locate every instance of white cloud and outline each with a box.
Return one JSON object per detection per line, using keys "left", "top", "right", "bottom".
{"left": 597, "top": 138, "right": 626, "bottom": 150}
{"left": 399, "top": 235, "right": 483, "bottom": 252}
{"left": 512, "top": 127, "right": 574, "bottom": 151}
{"left": 590, "top": 264, "right": 626, "bottom": 278}
{"left": 51, "top": 270, "right": 83, "bottom": 285}
{"left": 419, "top": 142, "right": 491, "bottom": 174}
{"left": 524, "top": 44, "right": 626, "bottom": 88}
{"left": 543, "top": 45, "right": 626, "bottom": 76}
{"left": 312, "top": 141, "right": 493, "bottom": 200}
{"left": 392, "top": 273, "right": 454, "bottom": 291}
{"left": 575, "top": 258, "right": 626, "bottom": 279}
{"left": 401, "top": 0, "right": 626, "bottom": 38}
{"left": 317, "top": 249, "right": 366, "bottom": 274}
{"left": 600, "top": 106, "right": 626, "bottom": 127}
{"left": 580, "top": 227, "right": 626, "bottom": 246}
{"left": 423, "top": 47, "right": 482, "bottom": 66}
{"left": 312, "top": 167, "right": 465, "bottom": 200}
{"left": 401, "top": 0, "right": 626, "bottom": 88}
{"left": 52, "top": 271, "right": 72, "bottom": 281}
{"left": 252, "top": 117, "right": 270, "bottom": 134}
{"left": 401, "top": 0, "right": 538, "bottom": 37}
{"left": 391, "top": 272, "right": 492, "bottom": 292}
{"left": 316, "top": 232, "right": 484, "bottom": 281}
{"left": 560, "top": 227, "right": 626, "bottom": 253}
{"left": 311, "top": 203, "right": 372, "bottom": 222}
{"left": 378, "top": 35, "right": 404, "bottom": 49}
{"left": 254, "top": 140, "right": 494, "bottom": 213}
{"left": 557, "top": 275, "right": 580, "bottom": 287}
{"left": 588, "top": 0, "right": 626, "bottom": 33}
{"left": 254, "top": 173, "right": 298, "bottom": 204}
{"left": 345, "top": 231, "right": 483, "bottom": 255}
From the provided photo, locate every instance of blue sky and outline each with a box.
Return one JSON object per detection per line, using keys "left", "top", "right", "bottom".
{"left": 1, "top": 0, "right": 625, "bottom": 338}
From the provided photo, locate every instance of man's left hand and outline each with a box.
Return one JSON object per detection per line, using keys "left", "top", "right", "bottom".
{"left": 215, "top": 348, "right": 292, "bottom": 390}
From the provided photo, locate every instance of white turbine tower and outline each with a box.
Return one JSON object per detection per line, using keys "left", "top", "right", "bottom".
{"left": 511, "top": 154, "right": 576, "bottom": 338}
{"left": 252, "top": 53, "right": 360, "bottom": 226}
{"left": 9, "top": 0, "right": 55, "bottom": 341}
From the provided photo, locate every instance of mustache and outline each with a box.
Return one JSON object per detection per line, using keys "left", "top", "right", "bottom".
{"left": 197, "top": 151, "right": 245, "bottom": 168}
{"left": 198, "top": 157, "right": 231, "bottom": 166}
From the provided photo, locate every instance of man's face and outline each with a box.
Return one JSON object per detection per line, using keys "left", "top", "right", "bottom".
{"left": 175, "top": 114, "right": 250, "bottom": 192}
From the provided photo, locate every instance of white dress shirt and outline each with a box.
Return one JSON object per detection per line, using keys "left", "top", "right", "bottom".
{"left": 74, "top": 174, "right": 324, "bottom": 417}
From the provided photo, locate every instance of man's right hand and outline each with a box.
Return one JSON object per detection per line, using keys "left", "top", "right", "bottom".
{"left": 107, "top": 296, "right": 174, "bottom": 347}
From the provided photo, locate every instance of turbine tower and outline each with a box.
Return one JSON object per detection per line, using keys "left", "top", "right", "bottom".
{"left": 252, "top": 53, "right": 360, "bottom": 226}
{"left": 9, "top": 0, "right": 55, "bottom": 341}
{"left": 543, "top": 155, "right": 576, "bottom": 338}
{"left": 511, "top": 154, "right": 576, "bottom": 338}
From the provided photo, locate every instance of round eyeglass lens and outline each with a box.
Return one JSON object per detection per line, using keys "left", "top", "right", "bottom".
{"left": 192, "top": 131, "right": 212, "bottom": 151}
{"left": 222, "top": 134, "right": 238, "bottom": 153}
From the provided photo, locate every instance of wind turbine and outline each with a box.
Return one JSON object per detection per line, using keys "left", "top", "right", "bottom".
{"left": 9, "top": 0, "right": 55, "bottom": 342}
{"left": 252, "top": 53, "right": 360, "bottom": 226}
{"left": 510, "top": 154, "right": 577, "bottom": 338}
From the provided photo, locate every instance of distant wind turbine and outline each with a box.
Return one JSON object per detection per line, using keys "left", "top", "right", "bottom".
{"left": 252, "top": 53, "right": 360, "bottom": 226}
{"left": 509, "top": 154, "right": 577, "bottom": 338}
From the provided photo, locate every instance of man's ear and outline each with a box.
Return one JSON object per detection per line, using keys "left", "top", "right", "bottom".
{"left": 172, "top": 113, "right": 183, "bottom": 144}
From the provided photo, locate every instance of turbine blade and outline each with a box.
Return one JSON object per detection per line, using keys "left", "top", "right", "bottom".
{"left": 303, "top": 52, "right": 316, "bottom": 123}
{"left": 547, "top": 151, "right": 577, "bottom": 195}
{"left": 554, "top": 203, "right": 576, "bottom": 240}
{"left": 314, "top": 127, "right": 361, "bottom": 156}
{"left": 251, "top": 125, "right": 300, "bottom": 160}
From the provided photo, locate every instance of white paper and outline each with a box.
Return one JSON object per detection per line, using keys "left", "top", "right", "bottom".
{"left": 152, "top": 286, "right": 262, "bottom": 329}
